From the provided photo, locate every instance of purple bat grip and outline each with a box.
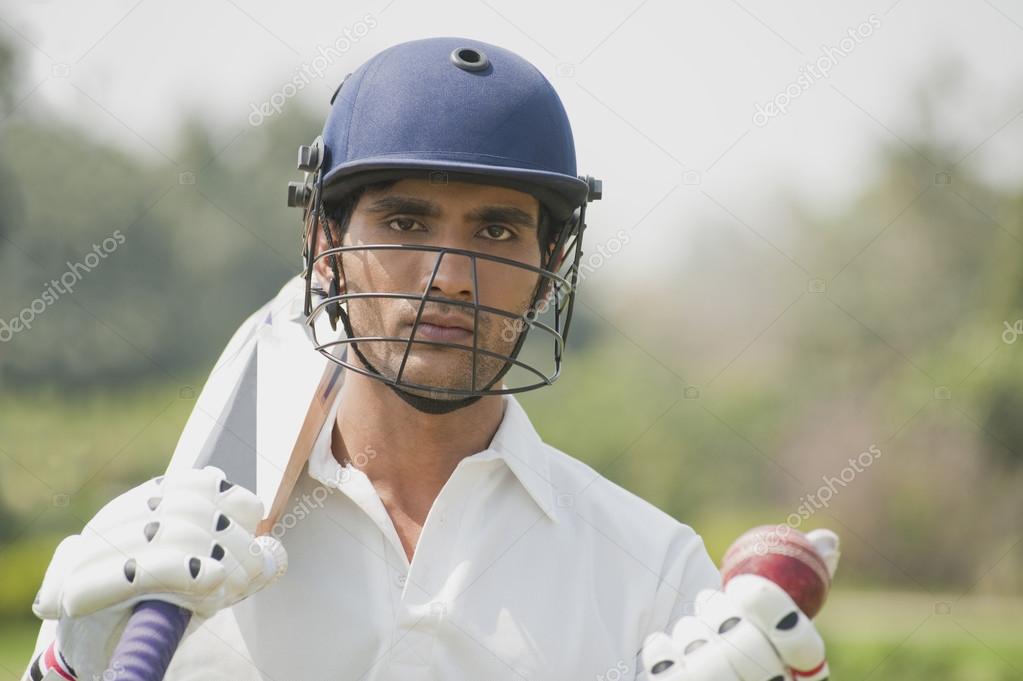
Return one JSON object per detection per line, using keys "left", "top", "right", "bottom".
{"left": 106, "top": 600, "right": 191, "bottom": 681}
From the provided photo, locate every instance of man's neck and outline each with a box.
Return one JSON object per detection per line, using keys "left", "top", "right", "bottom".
{"left": 330, "top": 368, "right": 505, "bottom": 522}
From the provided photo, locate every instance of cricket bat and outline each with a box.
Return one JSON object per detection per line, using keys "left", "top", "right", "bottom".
{"left": 102, "top": 284, "right": 346, "bottom": 681}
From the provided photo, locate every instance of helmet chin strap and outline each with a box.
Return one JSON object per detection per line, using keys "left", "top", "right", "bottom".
{"left": 388, "top": 380, "right": 483, "bottom": 415}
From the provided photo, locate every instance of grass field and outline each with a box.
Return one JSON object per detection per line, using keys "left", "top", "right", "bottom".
{"left": 816, "top": 591, "right": 1023, "bottom": 679}
{"left": 1, "top": 590, "right": 1019, "bottom": 680}
{"left": 0, "top": 622, "right": 36, "bottom": 681}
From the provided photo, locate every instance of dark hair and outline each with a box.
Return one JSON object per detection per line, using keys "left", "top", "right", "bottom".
{"left": 321, "top": 179, "right": 555, "bottom": 254}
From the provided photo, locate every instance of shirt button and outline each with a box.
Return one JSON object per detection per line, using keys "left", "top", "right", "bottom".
{"left": 395, "top": 573, "right": 407, "bottom": 588}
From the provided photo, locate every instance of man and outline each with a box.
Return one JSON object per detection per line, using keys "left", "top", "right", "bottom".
{"left": 24, "top": 37, "right": 832, "bottom": 680}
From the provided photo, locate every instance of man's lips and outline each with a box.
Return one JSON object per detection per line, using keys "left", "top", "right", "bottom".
{"left": 404, "top": 315, "right": 475, "bottom": 344}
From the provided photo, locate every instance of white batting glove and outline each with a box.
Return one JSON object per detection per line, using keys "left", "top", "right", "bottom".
{"left": 640, "top": 528, "right": 840, "bottom": 681}
{"left": 32, "top": 466, "right": 287, "bottom": 679}
{"left": 640, "top": 577, "right": 829, "bottom": 681}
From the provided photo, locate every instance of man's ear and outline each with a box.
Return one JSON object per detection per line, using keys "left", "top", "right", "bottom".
{"left": 310, "top": 217, "right": 345, "bottom": 292}
{"left": 548, "top": 241, "right": 566, "bottom": 270}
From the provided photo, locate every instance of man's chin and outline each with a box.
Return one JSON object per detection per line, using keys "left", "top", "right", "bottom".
{"left": 382, "top": 363, "right": 497, "bottom": 396}
{"left": 391, "top": 383, "right": 470, "bottom": 401}
{"left": 355, "top": 344, "right": 506, "bottom": 393}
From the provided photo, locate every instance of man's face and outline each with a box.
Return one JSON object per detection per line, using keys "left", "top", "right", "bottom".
{"left": 315, "top": 178, "right": 545, "bottom": 398}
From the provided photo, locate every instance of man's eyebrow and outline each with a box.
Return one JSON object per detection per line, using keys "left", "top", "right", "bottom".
{"left": 364, "top": 196, "right": 442, "bottom": 218}
{"left": 364, "top": 195, "right": 537, "bottom": 229}
{"left": 465, "top": 205, "right": 537, "bottom": 229}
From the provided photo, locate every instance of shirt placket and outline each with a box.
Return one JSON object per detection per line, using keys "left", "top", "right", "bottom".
{"left": 389, "top": 458, "right": 481, "bottom": 676}
{"left": 312, "top": 449, "right": 491, "bottom": 679}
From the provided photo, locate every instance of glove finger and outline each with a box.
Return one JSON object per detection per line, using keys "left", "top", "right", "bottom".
{"left": 85, "top": 478, "right": 164, "bottom": 533}
{"left": 161, "top": 466, "right": 263, "bottom": 535}
{"left": 715, "top": 619, "right": 790, "bottom": 681}
{"left": 682, "top": 639, "right": 747, "bottom": 681}
{"left": 804, "top": 529, "right": 840, "bottom": 579}
{"left": 697, "top": 589, "right": 789, "bottom": 681}
{"left": 694, "top": 588, "right": 731, "bottom": 617}
{"left": 131, "top": 545, "right": 230, "bottom": 616}
{"left": 725, "top": 575, "right": 826, "bottom": 674}
{"left": 641, "top": 631, "right": 687, "bottom": 680}
{"left": 694, "top": 588, "right": 741, "bottom": 629}
{"left": 209, "top": 518, "right": 268, "bottom": 588}
{"left": 669, "top": 615, "right": 717, "bottom": 657}
{"left": 160, "top": 465, "right": 227, "bottom": 497}
{"left": 33, "top": 535, "right": 86, "bottom": 620}
{"left": 74, "top": 513, "right": 219, "bottom": 572}
{"left": 794, "top": 660, "right": 830, "bottom": 681}
{"left": 212, "top": 482, "right": 264, "bottom": 536}
{"left": 62, "top": 545, "right": 228, "bottom": 617}
{"left": 157, "top": 489, "right": 224, "bottom": 534}
{"left": 197, "top": 534, "right": 263, "bottom": 612}
{"left": 72, "top": 523, "right": 148, "bottom": 575}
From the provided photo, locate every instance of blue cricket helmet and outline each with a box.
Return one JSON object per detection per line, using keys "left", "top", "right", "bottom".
{"left": 317, "top": 36, "right": 600, "bottom": 221}
{"left": 287, "top": 37, "right": 602, "bottom": 412}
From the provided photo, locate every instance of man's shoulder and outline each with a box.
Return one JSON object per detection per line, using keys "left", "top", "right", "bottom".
{"left": 540, "top": 442, "right": 704, "bottom": 558}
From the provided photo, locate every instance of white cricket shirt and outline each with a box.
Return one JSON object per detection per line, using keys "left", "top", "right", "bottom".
{"left": 30, "top": 391, "right": 721, "bottom": 681}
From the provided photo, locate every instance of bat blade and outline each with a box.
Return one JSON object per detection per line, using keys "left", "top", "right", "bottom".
{"left": 257, "top": 354, "right": 344, "bottom": 535}
{"left": 109, "top": 321, "right": 346, "bottom": 681}
{"left": 166, "top": 319, "right": 345, "bottom": 531}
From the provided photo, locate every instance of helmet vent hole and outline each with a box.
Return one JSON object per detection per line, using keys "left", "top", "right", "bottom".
{"left": 451, "top": 47, "right": 490, "bottom": 72}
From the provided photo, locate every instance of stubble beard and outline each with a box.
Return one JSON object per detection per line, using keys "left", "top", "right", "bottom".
{"left": 346, "top": 290, "right": 535, "bottom": 399}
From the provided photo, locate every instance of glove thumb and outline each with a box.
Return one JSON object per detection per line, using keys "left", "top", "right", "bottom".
{"left": 805, "top": 528, "right": 840, "bottom": 579}
{"left": 33, "top": 535, "right": 86, "bottom": 620}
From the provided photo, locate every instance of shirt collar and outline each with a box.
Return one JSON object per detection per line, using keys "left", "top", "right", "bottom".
{"left": 463, "top": 394, "right": 559, "bottom": 523}
{"left": 306, "top": 392, "right": 558, "bottom": 523}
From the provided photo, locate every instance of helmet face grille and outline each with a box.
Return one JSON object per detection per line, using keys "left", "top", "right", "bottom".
{"left": 288, "top": 37, "right": 600, "bottom": 402}
{"left": 306, "top": 223, "right": 585, "bottom": 398}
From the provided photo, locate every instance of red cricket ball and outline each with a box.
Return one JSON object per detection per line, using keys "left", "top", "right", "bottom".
{"left": 720, "top": 525, "right": 831, "bottom": 619}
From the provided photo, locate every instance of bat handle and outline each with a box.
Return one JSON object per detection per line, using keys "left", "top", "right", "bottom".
{"left": 102, "top": 535, "right": 287, "bottom": 680}
{"left": 106, "top": 600, "right": 191, "bottom": 681}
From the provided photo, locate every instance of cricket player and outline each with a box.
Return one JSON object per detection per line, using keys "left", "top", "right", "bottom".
{"left": 23, "top": 37, "right": 834, "bottom": 680}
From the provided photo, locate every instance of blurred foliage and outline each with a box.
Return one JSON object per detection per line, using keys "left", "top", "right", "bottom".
{"left": 0, "top": 40, "right": 23, "bottom": 247}
{"left": 0, "top": 533, "right": 63, "bottom": 623}
{"left": 0, "top": 110, "right": 305, "bottom": 386}
{"left": 1, "top": 34, "right": 1023, "bottom": 677}
{"left": 526, "top": 65, "right": 1023, "bottom": 595}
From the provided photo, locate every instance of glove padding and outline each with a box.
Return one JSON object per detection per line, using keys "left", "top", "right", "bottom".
{"left": 640, "top": 575, "right": 829, "bottom": 681}
{"left": 33, "top": 466, "right": 286, "bottom": 678}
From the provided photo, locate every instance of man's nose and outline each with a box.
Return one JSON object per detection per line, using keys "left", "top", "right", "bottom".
{"left": 421, "top": 249, "right": 476, "bottom": 302}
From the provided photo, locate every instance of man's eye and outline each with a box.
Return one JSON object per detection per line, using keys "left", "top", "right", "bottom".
{"left": 480, "top": 224, "right": 514, "bottom": 241}
{"left": 386, "top": 217, "right": 426, "bottom": 232}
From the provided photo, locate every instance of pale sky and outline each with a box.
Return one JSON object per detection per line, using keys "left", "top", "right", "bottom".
{"left": 3, "top": 0, "right": 1023, "bottom": 274}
